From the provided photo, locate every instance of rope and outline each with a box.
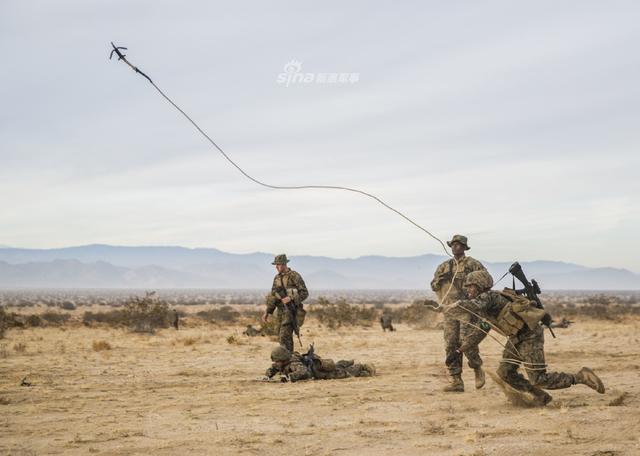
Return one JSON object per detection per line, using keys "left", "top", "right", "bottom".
{"left": 109, "top": 43, "right": 451, "bottom": 257}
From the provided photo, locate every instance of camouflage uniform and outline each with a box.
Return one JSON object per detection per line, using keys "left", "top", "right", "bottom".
{"left": 266, "top": 267, "right": 309, "bottom": 352}
{"left": 460, "top": 290, "right": 576, "bottom": 393}
{"left": 380, "top": 314, "right": 394, "bottom": 332}
{"left": 265, "top": 351, "right": 375, "bottom": 382}
{"left": 431, "top": 252, "right": 487, "bottom": 377}
{"left": 243, "top": 325, "right": 261, "bottom": 337}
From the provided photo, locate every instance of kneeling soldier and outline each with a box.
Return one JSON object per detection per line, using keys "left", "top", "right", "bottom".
{"left": 449, "top": 270, "right": 605, "bottom": 405}
{"left": 265, "top": 345, "right": 376, "bottom": 383}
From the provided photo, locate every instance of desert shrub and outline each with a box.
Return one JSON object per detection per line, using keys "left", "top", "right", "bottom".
{"left": 182, "top": 337, "right": 198, "bottom": 346}
{"left": 385, "top": 300, "right": 439, "bottom": 328}
{"left": 311, "top": 298, "right": 377, "bottom": 329}
{"left": 41, "top": 312, "right": 70, "bottom": 325}
{"left": 543, "top": 296, "right": 640, "bottom": 321}
{"left": 92, "top": 340, "right": 112, "bottom": 351}
{"left": 0, "top": 308, "right": 8, "bottom": 339}
{"left": 25, "top": 314, "right": 42, "bottom": 328}
{"left": 61, "top": 301, "right": 77, "bottom": 311}
{"left": 0, "top": 308, "right": 23, "bottom": 338}
{"left": 196, "top": 306, "right": 240, "bottom": 323}
{"left": 83, "top": 309, "right": 127, "bottom": 326}
{"left": 82, "top": 292, "right": 171, "bottom": 332}
{"left": 122, "top": 291, "right": 172, "bottom": 333}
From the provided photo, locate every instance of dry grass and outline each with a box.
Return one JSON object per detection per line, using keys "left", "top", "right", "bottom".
{"left": 91, "top": 340, "right": 112, "bottom": 351}
{"left": 0, "top": 318, "right": 638, "bottom": 455}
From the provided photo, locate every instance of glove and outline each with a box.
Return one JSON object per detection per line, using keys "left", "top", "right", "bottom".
{"left": 541, "top": 313, "right": 553, "bottom": 327}
{"left": 280, "top": 375, "right": 290, "bottom": 383}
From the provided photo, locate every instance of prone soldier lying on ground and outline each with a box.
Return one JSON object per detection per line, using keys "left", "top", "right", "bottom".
{"left": 263, "top": 345, "right": 376, "bottom": 383}
{"left": 447, "top": 270, "right": 605, "bottom": 406}
{"left": 550, "top": 317, "right": 573, "bottom": 329}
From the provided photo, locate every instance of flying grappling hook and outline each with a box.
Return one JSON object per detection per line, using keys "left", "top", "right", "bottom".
{"left": 109, "top": 42, "right": 153, "bottom": 83}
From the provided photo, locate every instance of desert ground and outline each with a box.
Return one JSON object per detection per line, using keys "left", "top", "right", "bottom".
{"left": 1, "top": 311, "right": 639, "bottom": 455}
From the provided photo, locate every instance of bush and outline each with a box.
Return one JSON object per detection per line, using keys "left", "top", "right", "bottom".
{"left": 61, "top": 301, "right": 77, "bottom": 311}
{"left": 82, "top": 291, "right": 172, "bottom": 332}
{"left": 196, "top": 306, "right": 240, "bottom": 323}
{"left": 41, "top": 312, "right": 71, "bottom": 325}
{"left": 385, "top": 301, "right": 440, "bottom": 328}
{"left": 0, "top": 308, "right": 8, "bottom": 339}
{"left": 311, "top": 298, "right": 377, "bottom": 329}
{"left": 122, "top": 291, "right": 172, "bottom": 333}
{"left": 92, "top": 340, "right": 112, "bottom": 351}
{"left": 83, "top": 309, "right": 127, "bottom": 326}
{"left": 25, "top": 314, "right": 42, "bottom": 328}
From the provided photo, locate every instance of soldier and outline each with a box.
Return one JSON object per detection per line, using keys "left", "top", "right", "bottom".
{"left": 265, "top": 345, "right": 375, "bottom": 382}
{"left": 262, "top": 254, "right": 309, "bottom": 352}
{"left": 450, "top": 270, "right": 605, "bottom": 406}
{"left": 172, "top": 309, "right": 179, "bottom": 330}
{"left": 243, "top": 324, "right": 261, "bottom": 336}
{"left": 380, "top": 313, "right": 395, "bottom": 332}
{"left": 430, "top": 234, "right": 487, "bottom": 392}
{"left": 550, "top": 317, "right": 573, "bottom": 329}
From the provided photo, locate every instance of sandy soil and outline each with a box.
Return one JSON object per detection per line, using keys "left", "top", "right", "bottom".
{"left": 1, "top": 316, "right": 639, "bottom": 455}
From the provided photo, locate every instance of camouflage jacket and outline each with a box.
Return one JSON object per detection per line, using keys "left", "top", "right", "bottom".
{"left": 266, "top": 269, "right": 309, "bottom": 315}
{"left": 430, "top": 256, "right": 486, "bottom": 305}
{"left": 265, "top": 353, "right": 374, "bottom": 382}
{"left": 265, "top": 352, "right": 312, "bottom": 382}
{"left": 457, "top": 290, "right": 510, "bottom": 319}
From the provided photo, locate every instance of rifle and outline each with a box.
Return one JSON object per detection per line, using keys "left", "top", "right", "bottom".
{"left": 508, "top": 262, "right": 556, "bottom": 338}
{"left": 301, "top": 343, "right": 319, "bottom": 378}
{"left": 274, "top": 278, "right": 303, "bottom": 348}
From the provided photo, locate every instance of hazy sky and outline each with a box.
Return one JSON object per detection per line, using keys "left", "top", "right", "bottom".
{"left": 1, "top": 1, "right": 639, "bottom": 271}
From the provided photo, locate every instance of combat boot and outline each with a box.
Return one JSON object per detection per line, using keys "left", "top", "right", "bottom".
{"left": 574, "top": 367, "right": 605, "bottom": 393}
{"left": 442, "top": 375, "right": 464, "bottom": 392}
{"left": 531, "top": 387, "right": 553, "bottom": 406}
{"left": 474, "top": 367, "right": 485, "bottom": 389}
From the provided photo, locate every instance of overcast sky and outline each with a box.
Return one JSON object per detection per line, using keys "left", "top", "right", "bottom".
{"left": 1, "top": 1, "right": 639, "bottom": 271}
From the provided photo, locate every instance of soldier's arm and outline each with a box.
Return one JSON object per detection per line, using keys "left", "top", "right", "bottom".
{"left": 287, "top": 362, "right": 312, "bottom": 382}
{"left": 293, "top": 272, "right": 309, "bottom": 303}
{"left": 430, "top": 263, "right": 448, "bottom": 291}
{"left": 462, "top": 293, "right": 493, "bottom": 314}
{"left": 265, "top": 364, "right": 279, "bottom": 379}
{"left": 266, "top": 276, "right": 280, "bottom": 314}
{"left": 470, "top": 258, "right": 487, "bottom": 272}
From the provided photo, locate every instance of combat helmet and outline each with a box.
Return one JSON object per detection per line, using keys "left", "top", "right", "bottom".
{"left": 271, "top": 345, "right": 291, "bottom": 362}
{"left": 464, "top": 270, "right": 494, "bottom": 290}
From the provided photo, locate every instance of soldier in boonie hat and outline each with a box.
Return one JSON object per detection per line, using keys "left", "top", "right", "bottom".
{"left": 447, "top": 234, "right": 470, "bottom": 251}
{"left": 262, "top": 253, "right": 309, "bottom": 352}
{"left": 271, "top": 254, "right": 290, "bottom": 265}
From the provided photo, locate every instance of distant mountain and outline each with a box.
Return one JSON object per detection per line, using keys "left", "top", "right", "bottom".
{"left": 0, "top": 245, "right": 638, "bottom": 290}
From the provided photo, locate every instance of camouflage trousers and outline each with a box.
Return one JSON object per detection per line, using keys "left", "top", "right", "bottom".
{"left": 314, "top": 360, "right": 375, "bottom": 380}
{"left": 278, "top": 322, "right": 295, "bottom": 352}
{"left": 497, "top": 326, "right": 575, "bottom": 392}
{"left": 443, "top": 311, "right": 487, "bottom": 376}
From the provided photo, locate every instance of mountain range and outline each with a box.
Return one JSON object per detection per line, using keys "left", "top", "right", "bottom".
{"left": 0, "top": 245, "right": 638, "bottom": 290}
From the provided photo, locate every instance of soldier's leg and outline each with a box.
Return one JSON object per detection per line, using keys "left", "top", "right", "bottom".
{"left": 443, "top": 315, "right": 462, "bottom": 375}
{"left": 279, "top": 323, "right": 294, "bottom": 352}
{"left": 459, "top": 316, "right": 487, "bottom": 389}
{"left": 460, "top": 316, "right": 487, "bottom": 370}
{"left": 345, "top": 363, "right": 376, "bottom": 377}
{"left": 520, "top": 327, "right": 575, "bottom": 390}
{"left": 496, "top": 336, "right": 536, "bottom": 393}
